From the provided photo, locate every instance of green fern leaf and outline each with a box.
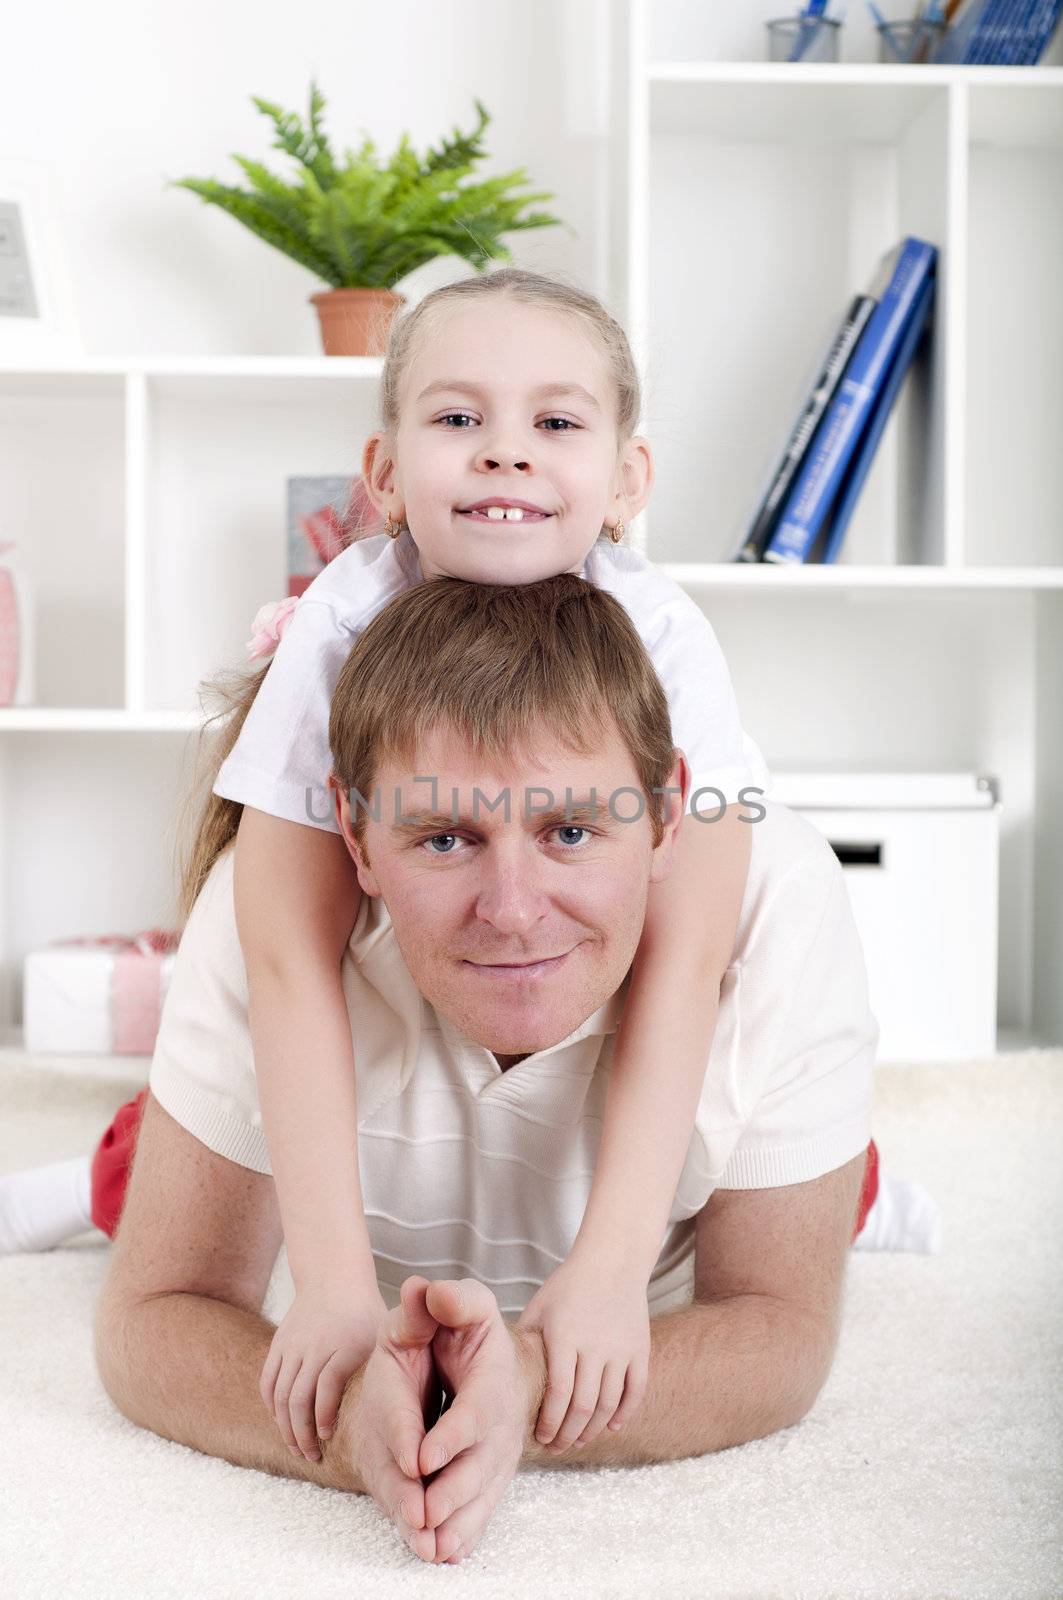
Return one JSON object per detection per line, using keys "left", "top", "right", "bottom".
{"left": 171, "top": 89, "right": 565, "bottom": 291}
{"left": 169, "top": 178, "right": 343, "bottom": 284}
{"left": 422, "top": 98, "right": 491, "bottom": 175}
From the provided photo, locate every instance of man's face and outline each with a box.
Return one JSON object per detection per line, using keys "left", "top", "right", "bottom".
{"left": 334, "top": 720, "right": 688, "bottom": 1062}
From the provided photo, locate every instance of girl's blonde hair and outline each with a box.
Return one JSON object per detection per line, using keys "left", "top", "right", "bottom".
{"left": 172, "top": 266, "right": 645, "bottom": 923}
{"left": 375, "top": 263, "right": 642, "bottom": 453}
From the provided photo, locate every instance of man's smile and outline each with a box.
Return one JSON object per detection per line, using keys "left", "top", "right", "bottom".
{"left": 462, "top": 947, "right": 576, "bottom": 980}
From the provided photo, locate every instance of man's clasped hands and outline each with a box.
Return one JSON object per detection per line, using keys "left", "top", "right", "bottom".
{"left": 282, "top": 1272, "right": 648, "bottom": 1566}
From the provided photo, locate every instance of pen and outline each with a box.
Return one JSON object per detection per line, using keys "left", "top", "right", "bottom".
{"left": 866, "top": 0, "right": 907, "bottom": 58}
{"left": 790, "top": 0, "right": 830, "bottom": 62}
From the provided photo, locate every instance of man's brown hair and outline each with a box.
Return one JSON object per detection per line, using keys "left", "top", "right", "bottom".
{"left": 328, "top": 574, "right": 675, "bottom": 861}
{"left": 174, "top": 574, "right": 675, "bottom": 922}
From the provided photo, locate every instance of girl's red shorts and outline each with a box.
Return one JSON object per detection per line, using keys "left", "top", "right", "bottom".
{"left": 91, "top": 1086, "right": 880, "bottom": 1245}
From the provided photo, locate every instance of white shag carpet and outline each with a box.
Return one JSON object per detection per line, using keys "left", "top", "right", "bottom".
{"left": 0, "top": 1051, "right": 1061, "bottom": 1600}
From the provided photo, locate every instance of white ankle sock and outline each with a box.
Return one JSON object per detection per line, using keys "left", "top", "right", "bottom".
{"left": 852, "top": 1171, "right": 942, "bottom": 1254}
{"left": 0, "top": 1155, "right": 98, "bottom": 1253}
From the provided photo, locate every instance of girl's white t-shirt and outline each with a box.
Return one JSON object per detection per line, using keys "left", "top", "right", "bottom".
{"left": 212, "top": 528, "right": 772, "bottom": 829}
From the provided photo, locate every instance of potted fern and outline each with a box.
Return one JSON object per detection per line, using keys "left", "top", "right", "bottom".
{"left": 170, "top": 85, "right": 569, "bottom": 355}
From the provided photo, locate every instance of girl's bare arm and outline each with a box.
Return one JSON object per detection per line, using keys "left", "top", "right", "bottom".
{"left": 571, "top": 805, "right": 752, "bottom": 1280}
{"left": 232, "top": 806, "right": 376, "bottom": 1292}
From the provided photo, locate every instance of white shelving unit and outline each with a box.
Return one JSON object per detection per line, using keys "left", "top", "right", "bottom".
{"left": 607, "top": 2, "right": 1063, "bottom": 1051}
{"left": 2, "top": 3, "right": 1062, "bottom": 1056}
{"left": 0, "top": 356, "right": 385, "bottom": 1035}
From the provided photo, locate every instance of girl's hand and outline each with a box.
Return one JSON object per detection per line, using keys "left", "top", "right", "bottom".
{"left": 516, "top": 1252, "right": 650, "bottom": 1453}
{"left": 260, "top": 1277, "right": 389, "bottom": 1462}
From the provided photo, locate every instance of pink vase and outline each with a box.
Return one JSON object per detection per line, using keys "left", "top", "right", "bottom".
{"left": 0, "top": 540, "right": 31, "bottom": 707}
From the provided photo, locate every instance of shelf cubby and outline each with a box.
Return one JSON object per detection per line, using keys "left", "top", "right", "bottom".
{"left": 642, "top": 75, "right": 952, "bottom": 567}
{"left": 140, "top": 368, "right": 379, "bottom": 711}
{"left": 0, "top": 371, "right": 126, "bottom": 708}
{"left": 964, "top": 82, "right": 1063, "bottom": 569}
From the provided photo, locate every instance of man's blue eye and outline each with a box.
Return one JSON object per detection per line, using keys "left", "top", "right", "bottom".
{"left": 425, "top": 834, "right": 458, "bottom": 854}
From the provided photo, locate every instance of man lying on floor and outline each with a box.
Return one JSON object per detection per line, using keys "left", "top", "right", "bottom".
{"left": 85, "top": 573, "right": 888, "bottom": 1565}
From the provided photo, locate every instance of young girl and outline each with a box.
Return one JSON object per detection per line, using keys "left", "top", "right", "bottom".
{"left": 209, "top": 266, "right": 771, "bottom": 1468}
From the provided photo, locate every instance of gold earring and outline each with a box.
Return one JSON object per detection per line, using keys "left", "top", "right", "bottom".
{"left": 610, "top": 520, "right": 625, "bottom": 544}
{"left": 384, "top": 511, "right": 403, "bottom": 540}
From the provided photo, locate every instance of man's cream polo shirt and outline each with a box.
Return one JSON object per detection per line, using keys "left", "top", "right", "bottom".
{"left": 148, "top": 800, "right": 878, "bottom": 1316}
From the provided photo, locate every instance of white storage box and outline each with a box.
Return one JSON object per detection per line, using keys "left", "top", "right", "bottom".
{"left": 23, "top": 933, "right": 178, "bottom": 1056}
{"left": 768, "top": 773, "right": 1000, "bottom": 1063}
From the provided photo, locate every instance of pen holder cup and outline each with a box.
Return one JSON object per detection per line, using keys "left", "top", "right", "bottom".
{"left": 876, "top": 19, "right": 947, "bottom": 62}
{"left": 766, "top": 16, "right": 842, "bottom": 62}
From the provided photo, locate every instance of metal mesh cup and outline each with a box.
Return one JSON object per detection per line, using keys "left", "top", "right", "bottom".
{"left": 766, "top": 15, "right": 842, "bottom": 62}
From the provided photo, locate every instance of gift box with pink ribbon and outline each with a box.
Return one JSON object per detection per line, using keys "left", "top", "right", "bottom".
{"left": 22, "top": 928, "right": 181, "bottom": 1056}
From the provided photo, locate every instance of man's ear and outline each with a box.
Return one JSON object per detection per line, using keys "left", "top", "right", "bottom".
{"left": 648, "top": 750, "right": 690, "bottom": 883}
{"left": 330, "top": 773, "right": 382, "bottom": 897}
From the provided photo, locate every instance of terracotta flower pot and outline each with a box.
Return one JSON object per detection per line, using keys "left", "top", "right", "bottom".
{"left": 309, "top": 287, "right": 406, "bottom": 356}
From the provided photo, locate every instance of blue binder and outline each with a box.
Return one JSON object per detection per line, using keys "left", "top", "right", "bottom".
{"left": 763, "top": 237, "right": 937, "bottom": 565}
{"left": 818, "top": 273, "right": 936, "bottom": 565}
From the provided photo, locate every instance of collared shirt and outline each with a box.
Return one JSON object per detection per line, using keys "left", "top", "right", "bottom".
{"left": 148, "top": 800, "right": 878, "bottom": 1316}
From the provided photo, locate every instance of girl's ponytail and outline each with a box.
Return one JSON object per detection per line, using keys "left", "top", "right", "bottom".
{"left": 169, "top": 658, "right": 273, "bottom": 928}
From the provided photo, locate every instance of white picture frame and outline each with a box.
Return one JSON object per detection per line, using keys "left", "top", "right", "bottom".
{"left": 0, "top": 157, "right": 82, "bottom": 358}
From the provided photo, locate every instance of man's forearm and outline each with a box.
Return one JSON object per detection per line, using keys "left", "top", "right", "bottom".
{"left": 94, "top": 1291, "right": 365, "bottom": 1494}
{"left": 94, "top": 1287, "right": 828, "bottom": 1494}
{"left": 513, "top": 1293, "right": 829, "bottom": 1471}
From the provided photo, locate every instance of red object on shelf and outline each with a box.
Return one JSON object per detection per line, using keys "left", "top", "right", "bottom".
{"left": 286, "top": 476, "right": 386, "bottom": 600}
{"left": 0, "top": 540, "right": 24, "bottom": 706}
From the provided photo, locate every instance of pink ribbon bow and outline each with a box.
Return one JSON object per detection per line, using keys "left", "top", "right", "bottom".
{"left": 246, "top": 596, "right": 301, "bottom": 662}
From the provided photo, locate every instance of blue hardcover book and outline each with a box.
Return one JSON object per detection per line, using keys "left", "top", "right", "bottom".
{"left": 1005, "top": 0, "right": 1042, "bottom": 62}
{"left": 816, "top": 273, "right": 936, "bottom": 565}
{"left": 992, "top": 0, "right": 1034, "bottom": 60}
{"left": 1023, "top": 0, "right": 1063, "bottom": 60}
{"left": 1018, "top": 0, "right": 1042, "bottom": 58}
{"left": 955, "top": 0, "right": 986, "bottom": 60}
{"left": 994, "top": 0, "right": 1034, "bottom": 62}
{"left": 763, "top": 236, "right": 937, "bottom": 565}
{"left": 934, "top": 0, "right": 991, "bottom": 61}
{"left": 732, "top": 280, "right": 880, "bottom": 562}
{"left": 968, "top": 0, "right": 1046, "bottom": 60}
{"left": 966, "top": 0, "right": 1009, "bottom": 59}
{"left": 992, "top": 0, "right": 1018, "bottom": 59}
{"left": 1018, "top": 0, "right": 1044, "bottom": 57}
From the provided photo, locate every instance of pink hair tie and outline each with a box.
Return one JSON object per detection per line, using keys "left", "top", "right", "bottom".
{"left": 246, "top": 596, "right": 300, "bottom": 662}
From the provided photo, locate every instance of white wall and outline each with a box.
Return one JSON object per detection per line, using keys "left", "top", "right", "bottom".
{"left": 0, "top": 0, "right": 614, "bottom": 354}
